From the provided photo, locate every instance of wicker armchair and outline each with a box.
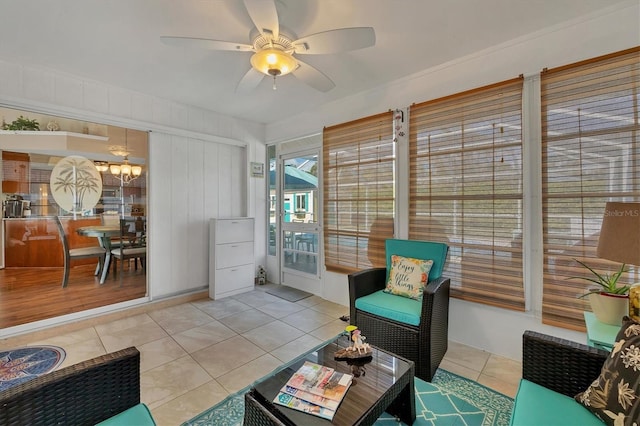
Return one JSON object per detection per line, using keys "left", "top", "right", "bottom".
{"left": 348, "top": 239, "right": 450, "bottom": 382}
{"left": 521, "top": 330, "right": 608, "bottom": 397}
{"left": 0, "top": 347, "right": 142, "bottom": 426}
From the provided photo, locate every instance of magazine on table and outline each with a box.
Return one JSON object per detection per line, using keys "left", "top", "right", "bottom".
{"left": 273, "top": 361, "right": 353, "bottom": 420}
{"left": 285, "top": 361, "right": 353, "bottom": 402}
{"left": 273, "top": 392, "right": 336, "bottom": 420}
{"left": 280, "top": 384, "right": 340, "bottom": 410}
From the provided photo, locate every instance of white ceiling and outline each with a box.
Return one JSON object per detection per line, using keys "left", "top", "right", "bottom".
{"left": 0, "top": 0, "right": 632, "bottom": 125}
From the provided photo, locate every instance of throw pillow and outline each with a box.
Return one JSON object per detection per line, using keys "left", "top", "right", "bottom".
{"left": 384, "top": 255, "right": 433, "bottom": 300}
{"left": 575, "top": 316, "right": 640, "bottom": 425}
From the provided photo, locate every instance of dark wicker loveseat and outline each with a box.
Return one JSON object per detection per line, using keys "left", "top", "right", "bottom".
{"left": 511, "top": 331, "right": 611, "bottom": 425}
{"left": 521, "top": 330, "right": 608, "bottom": 397}
{"left": 0, "top": 346, "right": 142, "bottom": 426}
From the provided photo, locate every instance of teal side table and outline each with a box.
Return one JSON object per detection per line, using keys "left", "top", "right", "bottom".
{"left": 584, "top": 311, "right": 619, "bottom": 351}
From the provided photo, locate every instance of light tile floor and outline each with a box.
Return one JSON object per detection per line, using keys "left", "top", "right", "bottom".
{"left": 1, "top": 287, "right": 522, "bottom": 425}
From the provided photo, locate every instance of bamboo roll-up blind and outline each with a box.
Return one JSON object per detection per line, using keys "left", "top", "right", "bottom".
{"left": 408, "top": 77, "right": 525, "bottom": 311}
{"left": 541, "top": 47, "right": 640, "bottom": 330}
{"left": 323, "top": 111, "right": 395, "bottom": 273}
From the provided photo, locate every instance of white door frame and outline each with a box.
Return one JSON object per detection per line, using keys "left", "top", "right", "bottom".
{"left": 278, "top": 149, "right": 322, "bottom": 294}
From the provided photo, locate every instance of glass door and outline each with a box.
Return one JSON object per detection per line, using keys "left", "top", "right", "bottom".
{"left": 280, "top": 152, "right": 320, "bottom": 280}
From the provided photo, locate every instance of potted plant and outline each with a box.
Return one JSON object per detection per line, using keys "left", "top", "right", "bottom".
{"left": 570, "top": 259, "right": 630, "bottom": 325}
{"left": 2, "top": 116, "right": 40, "bottom": 131}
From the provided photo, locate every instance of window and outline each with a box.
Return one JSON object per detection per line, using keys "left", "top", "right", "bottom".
{"left": 541, "top": 47, "right": 640, "bottom": 330}
{"left": 408, "top": 78, "right": 525, "bottom": 311}
{"left": 323, "top": 112, "right": 395, "bottom": 273}
{"left": 296, "top": 194, "right": 307, "bottom": 211}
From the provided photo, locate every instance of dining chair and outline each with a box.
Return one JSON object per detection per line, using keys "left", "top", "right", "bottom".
{"left": 101, "top": 212, "right": 130, "bottom": 249}
{"left": 110, "top": 219, "right": 146, "bottom": 283}
{"left": 54, "top": 216, "right": 106, "bottom": 288}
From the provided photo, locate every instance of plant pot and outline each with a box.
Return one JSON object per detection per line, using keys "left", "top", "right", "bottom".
{"left": 588, "top": 292, "right": 629, "bottom": 326}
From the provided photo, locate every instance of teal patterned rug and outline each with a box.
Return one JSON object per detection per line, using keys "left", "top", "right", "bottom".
{"left": 184, "top": 368, "right": 513, "bottom": 426}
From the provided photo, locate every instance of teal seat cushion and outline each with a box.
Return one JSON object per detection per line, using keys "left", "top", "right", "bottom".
{"left": 355, "top": 290, "right": 422, "bottom": 326}
{"left": 510, "top": 379, "right": 603, "bottom": 426}
{"left": 96, "top": 403, "right": 156, "bottom": 426}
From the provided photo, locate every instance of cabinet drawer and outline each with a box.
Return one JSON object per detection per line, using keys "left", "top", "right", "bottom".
{"left": 216, "top": 241, "right": 253, "bottom": 269}
{"left": 214, "top": 218, "right": 253, "bottom": 244}
{"left": 214, "top": 264, "right": 254, "bottom": 295}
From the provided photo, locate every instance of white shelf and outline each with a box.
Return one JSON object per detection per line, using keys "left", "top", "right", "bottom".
{"left": 0, "top": 130, "right": 109, "bottom": 141}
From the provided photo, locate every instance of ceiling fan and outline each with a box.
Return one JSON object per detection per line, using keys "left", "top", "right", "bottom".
{"left": 160, "top": 0, "right": 375, "bottom": 92}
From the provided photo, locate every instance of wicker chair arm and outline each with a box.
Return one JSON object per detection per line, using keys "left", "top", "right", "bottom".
{"left": 423, "top": 276, "right": 449, "bottom": 296}
{"left": 348, "top": 267, "right": 387, "bottom": 300}
{"left": 0, "top": 346, "right": 140, "bottom": 426}
{"left": 348, "top": 267, "right": 387, "bottom": 321}
{"left": 420, "top": 276, "right": 450, "bottom": 320}
{"left": 522, "top": 330, "right": 608, "bottom": 397}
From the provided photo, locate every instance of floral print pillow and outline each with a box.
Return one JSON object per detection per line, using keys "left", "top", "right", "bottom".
{"left": 575, "top": 316, "right": 640, "bottom": 425}
{"left": 384, "top": 255, "right": 433, "bottom": 300}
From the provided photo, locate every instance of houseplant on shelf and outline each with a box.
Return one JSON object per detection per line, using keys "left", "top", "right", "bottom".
{"left": 2, "top": 115, "right": 40, "bottom": 131}
{"left": 571, "top": 259, "right": 630, "bottom": 326}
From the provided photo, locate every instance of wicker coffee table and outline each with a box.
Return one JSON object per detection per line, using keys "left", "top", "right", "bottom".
{"left": 245, "top": 335, "right": 416, "bottom": 425}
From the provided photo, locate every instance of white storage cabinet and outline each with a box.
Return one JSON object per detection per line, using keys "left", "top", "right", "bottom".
{"left": 209, "top": 217, "right": 254, "bottom": 299}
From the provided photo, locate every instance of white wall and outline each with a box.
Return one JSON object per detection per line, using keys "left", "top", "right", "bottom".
{"left": 266, "top": 1, "right": 640, "bottom": 361}
{"left": 0, "top": 58, "right": 268, "bottom": 333}
{"left": 147, "top": 133, "right": 249, "bottom": 297}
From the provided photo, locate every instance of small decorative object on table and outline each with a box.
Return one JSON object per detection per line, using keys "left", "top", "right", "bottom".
{"left": 334, "top": 326, "right": 372, "bottom": 360}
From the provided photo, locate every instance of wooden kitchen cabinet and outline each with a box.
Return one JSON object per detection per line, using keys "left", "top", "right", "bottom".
{"left": 4, "top": 217, "right": 100, "bottom": 267}
{"left": 2, "top": 151, "right": 30, "bottom": 194}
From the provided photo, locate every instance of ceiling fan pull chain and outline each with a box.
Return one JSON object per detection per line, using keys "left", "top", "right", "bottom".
{"left": 273, "top": 75, "right": 277, "bottom": 90}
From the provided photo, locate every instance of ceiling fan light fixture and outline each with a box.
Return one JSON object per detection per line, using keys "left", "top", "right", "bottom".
{"left": 250, "top": 48, "right": 297, "bottom": 77}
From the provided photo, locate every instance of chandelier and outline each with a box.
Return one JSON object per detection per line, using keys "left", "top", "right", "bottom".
{"left": 109, "top": 157, "right": 142, "bottom": 184}
{"left": 94, "top": 129, "right": 143, "bottom": 184}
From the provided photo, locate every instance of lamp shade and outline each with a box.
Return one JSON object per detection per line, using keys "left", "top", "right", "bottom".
{"left": 596, "top": 202, "right": 640, "bottom": 266}
{"left": 250, "top": 49, "right": 297, "bottom": 77}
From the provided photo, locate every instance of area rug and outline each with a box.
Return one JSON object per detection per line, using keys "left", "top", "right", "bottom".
{"left": 183, "top": 368, "right": 513, "bottom": 426}
{"left": 265, "top": 284, "right": 312, "bottom": 302}
{"left": 374, "top": 370, "right": 513, "bottom": 425}
{"left": 0, "top": 345, "right": 66, "bottom": 391}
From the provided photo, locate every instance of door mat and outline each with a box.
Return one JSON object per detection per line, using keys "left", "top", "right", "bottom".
{"left": 265, "top": 285, "right": 312, "bottom": 302}
{"left": 0, "top": 345, "right": 66, "bottom": 391}
{"left": 183, "top": 367, "right": 513, "bottom": 426}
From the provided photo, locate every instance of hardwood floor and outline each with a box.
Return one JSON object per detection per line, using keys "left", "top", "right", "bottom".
{"left": 0, "top": 262, "right": 146, "bottom": 329}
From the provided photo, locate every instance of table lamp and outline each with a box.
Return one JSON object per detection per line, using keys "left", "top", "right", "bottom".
{"left": 596, "top": 202, "right": 640, "bottom": 321}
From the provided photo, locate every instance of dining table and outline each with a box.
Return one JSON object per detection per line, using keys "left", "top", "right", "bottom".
{"left": 76, "top": 225, "right": 120, "bottom": 283}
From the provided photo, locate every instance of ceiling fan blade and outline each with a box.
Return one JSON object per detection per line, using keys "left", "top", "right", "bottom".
{"left": 293, "top": 60, "right": 335, "bottom": 92}
{"left": 236, "top": 68, "right": 265, "bottom": 93}
{"left": 293, "top": 27, "right": 375, "bottom": 55}
{"left": 160, "top": 36, "right": 253, "bottom": 52}
{"left": 243, "top": 0, "right": 279, "bottom": 40}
